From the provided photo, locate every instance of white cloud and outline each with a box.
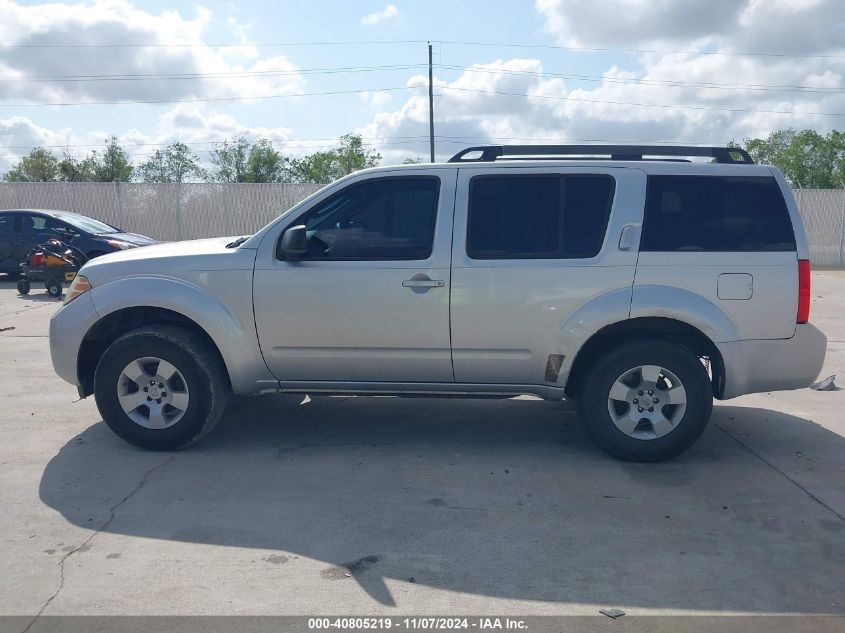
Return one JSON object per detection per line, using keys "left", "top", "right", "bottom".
{"left": 0, "top": 0, "right": 305, "bottom": 104}
{"left": 359, "top": 90, "right": 392, "bottom": 110}
{"left": 364, "top": 2, "right": 845, "bottom": 163}
{"left": 535, "top": 0, "right": 845, "bottom": 54}
{"left": 360, "top": 4, "right": 401, "bottom": 27}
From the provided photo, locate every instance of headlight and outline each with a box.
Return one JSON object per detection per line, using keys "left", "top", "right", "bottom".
{"left": 64, "top": 275, "right": 92, "bottom": 305}
{"left": 106, "top": 240, "right": 133, "bottom": 250}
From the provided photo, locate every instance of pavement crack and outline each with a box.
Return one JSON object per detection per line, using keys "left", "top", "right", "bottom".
{"left": 713, "top": 421, "right": 845, "bottom": 524}
{"left": 21, "top": 454, "right": 176, "bottom": 632}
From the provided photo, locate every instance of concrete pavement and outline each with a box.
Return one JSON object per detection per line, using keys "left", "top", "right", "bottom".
{"left": 0, "top": 272, "right": 843, "bottom": 618}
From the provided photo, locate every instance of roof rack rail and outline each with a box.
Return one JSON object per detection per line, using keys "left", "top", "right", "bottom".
{"left": 447, "top": 144, "right": 754, "bottom": 165}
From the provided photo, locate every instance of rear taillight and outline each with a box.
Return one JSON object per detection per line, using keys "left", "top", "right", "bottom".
{"left": 797, "top": 259, "right": 811, "bottom": 324}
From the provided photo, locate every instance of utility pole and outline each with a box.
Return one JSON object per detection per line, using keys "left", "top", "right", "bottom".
{"left": 428, "top": 42, "right": 435, "bottom": 163}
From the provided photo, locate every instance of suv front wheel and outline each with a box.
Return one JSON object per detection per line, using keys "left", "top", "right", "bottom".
{"left": 94, "top": 325, "right": 229, "bottom": 450}
{"left": 577, "top": 340, "right": 713, "bottom": 462}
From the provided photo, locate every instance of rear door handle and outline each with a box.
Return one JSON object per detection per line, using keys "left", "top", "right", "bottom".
{"left": 402, "top": 278, "right": 444, "bottom": 288}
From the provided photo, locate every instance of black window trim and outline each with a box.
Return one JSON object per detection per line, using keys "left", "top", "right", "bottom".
{"left": 277, "top": 175, "right": 442, "bottom": 262}
{"left": 640, "top": 174, "right": 797, "bottom": 253}
{"left": 465, "top": 172, "right": 616, "bottom": 261}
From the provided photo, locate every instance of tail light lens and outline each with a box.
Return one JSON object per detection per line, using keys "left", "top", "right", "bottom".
{"left": 797, "top": 259, "right": 811, "bottom": 324}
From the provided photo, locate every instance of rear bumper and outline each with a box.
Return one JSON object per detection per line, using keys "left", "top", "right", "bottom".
{"left": 49, "top": 292, "right": 100, "bottom": 388}
{"left": 717, "top": 323, "right": 827, "bottom": 399}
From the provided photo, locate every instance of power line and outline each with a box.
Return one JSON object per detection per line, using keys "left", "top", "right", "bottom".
{"left": 0, "top": 135, "right": 434, "bottom": 150}
{"left": 436, "top": 40, "right": 845, "bottom": 60}
{"left": 2, "top": 37, "right": 842, "bottom": 59}
{"left": 2, "top": 82, "right": 841, "bottom": 115}
{"left": 0, "top": 61, "right": 840, "bottom": 95}
{"left": 0, "top": 64, "right": 426, "bottom": 82}
{"left": 438, "top": 64, "right": 845, "bottom": 94}
{"left": 440, "top": 86, "right": 845, "bottom": 117}
{"left": 0, "top": 86, "right": 410, "bottom": 107}
{"left": 0, "top": 39, "right": 430, "bottom": 49}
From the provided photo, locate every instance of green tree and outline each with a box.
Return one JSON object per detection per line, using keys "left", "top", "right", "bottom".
{"left": 211, "top": 136, "right": 287, "bottom": 183}
{"left": 87, "top": 136, "right": 133, "bottom": 182}
{"left": 402, "top": 156, "right": 424, "bottom": 164}
{"left": 210, "top": 135, "right": 250, "bottom": 182}
{"left": 735, "top": 128, "right": 845, "bottom": 188}
{"left": 334, "top": 133, "right": 381, "bottom": 176}
{"left": 3, "top": 147, "right": 60, "bottom": 182}
{"left": 246, "top": 138, "right": 286, "bottom": 183}
{"left": 57, "top": 149, "right": 96, "bottom": 182}
{"left": 286, "top": 133, "right": 381, "bottom": 183}
{"left": 138, "top": 141, "right": 205, "bottom": 183}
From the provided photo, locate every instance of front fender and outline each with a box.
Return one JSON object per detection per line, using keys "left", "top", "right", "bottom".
{"left": 630, "top": 284, "right": 740, "bottom": 343}
{"left": 88, "top": 275, "right": 275, "bottom": 394}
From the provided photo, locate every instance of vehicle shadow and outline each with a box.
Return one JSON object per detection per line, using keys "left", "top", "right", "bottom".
{"left": 39, "top": 396, "right": 845, "bottom": 612}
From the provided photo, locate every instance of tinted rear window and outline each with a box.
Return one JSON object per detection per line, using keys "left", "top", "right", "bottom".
{"left": 467, "top": 174, "right": 615, "bottom": 259}
{"left": 641, "top": 175, "right": 796, "bottom": 252}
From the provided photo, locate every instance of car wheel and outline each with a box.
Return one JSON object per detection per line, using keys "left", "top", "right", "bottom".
{"left": 94, "top": 325, "right": 230, "bottom": 450}
{"left": 16, "top": 279, "right": 30, "bottom": 295}
{"left": 46, "top": 279, "right": 63, "bottom": 298}
{"left": 577, "top": 339, "right": 713, "bottom": 462}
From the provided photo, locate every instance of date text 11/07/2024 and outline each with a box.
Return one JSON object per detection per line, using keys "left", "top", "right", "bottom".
{"left": 307, "top": 617, "right": 528, "bottom": 630}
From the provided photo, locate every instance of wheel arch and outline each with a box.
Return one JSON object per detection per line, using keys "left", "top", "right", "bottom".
{"left": 77, "top": 306, "right": 231, "bottom": 397}
{"left": 77, "top": 275, "right": 274, "bottom": 395}
{"left": 564, "top": 317, "right": 726, "bottom": 400}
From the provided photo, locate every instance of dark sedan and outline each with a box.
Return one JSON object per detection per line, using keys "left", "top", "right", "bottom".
{"left": 0, "top": 209, "right": 157, "bottom": 276}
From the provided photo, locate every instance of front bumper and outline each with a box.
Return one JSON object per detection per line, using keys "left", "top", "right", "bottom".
{"left": 49, "top": 292, "right": 100, "bottom": 388}
{"left": 717, "top": 323, "right": 828, "bottom": 399}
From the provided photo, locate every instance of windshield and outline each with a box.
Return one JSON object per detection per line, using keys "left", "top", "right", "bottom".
{"left": 56, "top": 214, "right": 119, "bottom": 234}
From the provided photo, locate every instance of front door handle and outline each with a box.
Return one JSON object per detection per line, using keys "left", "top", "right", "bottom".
{"left": 402, "top": 278, "right": 444, "bottom": 288}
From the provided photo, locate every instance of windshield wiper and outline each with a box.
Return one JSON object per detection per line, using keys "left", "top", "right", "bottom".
{"left": 226, "top": 236, "right": 251, "bottom": 248}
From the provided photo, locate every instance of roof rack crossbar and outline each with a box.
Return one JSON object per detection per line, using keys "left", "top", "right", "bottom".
{"left": 447, "top": 144, "right": 754, "bottom": 164}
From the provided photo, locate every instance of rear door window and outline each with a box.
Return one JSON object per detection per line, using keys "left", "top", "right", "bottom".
{"left": 466, "top": 174, "right": 615, "bottom": 259}
{"left": 641, "top": 175, "right": 796, "bottom": 252}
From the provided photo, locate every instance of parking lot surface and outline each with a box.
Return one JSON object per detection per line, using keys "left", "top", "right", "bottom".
{"left": 0, "top": 272, "right": 843, "bottom": 618}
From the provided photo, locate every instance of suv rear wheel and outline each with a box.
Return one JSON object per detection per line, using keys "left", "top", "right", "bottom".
{"left": 577, "top": 340, "right": 712, "bottom": 462}
{"left": 94, "top": 325, "right": 229, "bottom": 450}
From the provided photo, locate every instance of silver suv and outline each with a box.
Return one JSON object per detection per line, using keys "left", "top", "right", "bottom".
{"left": 49, "top": 145, "right": 827, "bottom": 461}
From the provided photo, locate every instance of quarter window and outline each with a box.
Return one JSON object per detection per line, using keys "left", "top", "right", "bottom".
{"left": 641, "top": 175, "right": 796, "bottom": 252}
{"left": 466, "top": 174, "right": 615, "bottom": 259}
{"left": 292, "top": 177, "right": 440, "bottom": 261}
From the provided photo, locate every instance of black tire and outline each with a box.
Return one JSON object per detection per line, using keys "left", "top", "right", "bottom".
{"left": 577, "top": 339, "right": 713, "bottom": 462}
{"left": 46, "top": 279, "right": 63, "bottom": 298}
{"left": 94, "top": 325, "right": 230, "bottom": 450}
{"left": 17, "top": 279, "right": 30, "bottom": 295}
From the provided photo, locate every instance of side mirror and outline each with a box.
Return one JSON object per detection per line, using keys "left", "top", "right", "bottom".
{"left": 278, "top": 224, "right": 307, "bottom": 260}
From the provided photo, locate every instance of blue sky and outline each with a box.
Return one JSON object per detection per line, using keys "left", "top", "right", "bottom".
{"left": 1, "top": 0, "right": 843, "bottom": 170}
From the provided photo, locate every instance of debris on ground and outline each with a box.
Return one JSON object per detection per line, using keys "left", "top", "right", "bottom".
{"left": 599, "top": 608, "right": 625, "bottom": 619}
{"left": 810, "top": 375, "right": 838, "bottom": 391}
{"left": 0, "top": 326, "right": 14, "bottom": 332}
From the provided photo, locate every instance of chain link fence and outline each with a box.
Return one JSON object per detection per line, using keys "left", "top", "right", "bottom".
{"left": 791, "top": 189, "right": 845, "bottom": 266}
{"left": 1, "top": 182, "right": 844, "bottom": 265}
{"left": 0, "top": 182, "right": 325, "bottom": 243}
